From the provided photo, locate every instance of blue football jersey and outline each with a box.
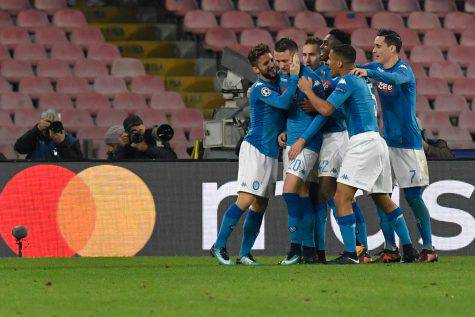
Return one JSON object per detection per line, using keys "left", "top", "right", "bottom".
{"left": 314, "top": 64, "right": 347, "bottom": 133}
{"left": 363, "top": 60, "right": 422, "bottom": 149}
{"left": 326, "top": 74, "right": 379, "bottom": 138}
{"left": 245, "top": 75, "right": 298, "bottom": 158}
{"left": 280, "top": 66, "right": 323, "bottom": 153}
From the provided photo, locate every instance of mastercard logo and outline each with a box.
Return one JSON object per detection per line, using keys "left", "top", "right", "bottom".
{"left": 0, "top": 165, "right": 156, "bottom": 257}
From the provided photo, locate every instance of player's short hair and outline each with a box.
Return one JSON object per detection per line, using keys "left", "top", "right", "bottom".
{"left": 275, "top": 38, "right": 298, "bottom": 54}
{"left": 329, "top": 29, "right": 351, "bottom": 45}
{"left": 331, "top": 44, "right": 356, "bottom": 64}
{"left": 377, "top": 29, "right": 402, "bottom": 53}
{"left": 248, "top": 43, "right": 271, "bottom": 67}
{"left": 304, "top": 36, "right": 323, "bottom": 47}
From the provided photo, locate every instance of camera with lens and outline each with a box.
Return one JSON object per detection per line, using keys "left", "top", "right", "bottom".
{"left": 150, "top": 124, "right": 174, "bottom": 143}
{"left": 47, "top": 121, "right": 64, "bottom": 134}
{"left": 128, "top": 131, "right": 144, "bottom": 144}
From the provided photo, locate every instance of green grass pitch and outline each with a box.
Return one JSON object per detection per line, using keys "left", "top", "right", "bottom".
{"left": 0, "top": 256, "right": 473, "bottom": 316}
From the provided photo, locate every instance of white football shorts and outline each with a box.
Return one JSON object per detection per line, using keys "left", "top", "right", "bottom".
{"left": 388, "top": 147, "right": 429, "bottom": 188}
{"left": 317, "top": 130, "right": 349, "bottom": 178}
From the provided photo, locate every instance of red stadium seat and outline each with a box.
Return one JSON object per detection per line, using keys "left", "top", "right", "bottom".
{"left": 150, "top": 92, "right": 186, "bottom": 110}
{"left": 183, "top": 10, "right": 217, "bottom": 35}
{"left": 453, "top": 79, "right": 475, "bottom": 100}
{"left": 51, "top": 42, "right": 85, "bottom": 65}
{"left": 415, "top": 95, "right": 431, "bottom": 113}
{"left": 201, "top": 0, "right": 234, "bottom": 16}
{"left": 276, "top": 28, "right": 307, "bottom": 48}
{"left": 410, "top": 63, "right": 426, "bottom": 78}
{"left": 220, "top": 11, "right": 253, "bottom": 33}
{"left": 424, "top": 29, "right": 457, "bottom": 51}
{"left": 93, "top": 76, "right": 128, "bottom": 96}
{"left": 355, "top": 47, "right": 368, "bottom": 64}
{"left": 165, "top": 0, "right": 198, "bottom": 17}
{"left": 0, "top": 0, "right": 30, "bottom": 14}
{"left": 38, "top": 93, "right": 73, "bottom": 111}
{"left": 0, "top": 60, "right": 33, "bottom": 81}
{"left": 418, "top": 111, "right": 451, "bottom": 131}
{"left": 334, "top": 12, "right": 368, "bottom": 34}
{"left": 76, "top": 127, "right": 108, "bottom": 141}
{"left": 60, "top": 109, "right": 93, "bottom": 130}
{"left": 0, "top": 93, "right": 32, "bottom": 113}
{"left": 228, "top": 44, "right": 250, "bottom": 57}
{"left": 37, "top": 59, "right": 72, "bottom": 80}
{"left": 388, "top": 0, "right": 420, "bottom": 16}
{"left": 76, "top": 93, "right": 110, "bottom": 114}
{"left": 135, "top": 109, "right": 167, "bottom": 126}
{"left": 314, "top": 27, "right": 331, "bottom": 41}
{"left": 34, "top": 27, "right": 68, "bottom": 49}
{"left": 111, "top": 58, "right": 146, "bottom": 81}
{"left": 19, "top": 77, "right": 53, "bottom": 97}
{"left": 437, "top": 128, "right": 473, "bottom": 149}
{"left": 408, "top": 12, "right": 441, "bottom": 33}
{"left": 71, "top": 27, "right": 105, "bottom": 49}
{"left": 459, "top": 111, "right": 475, "bottom": 133}
{"left": 351, "top": 0, "right": 384, "bottom": 16}
{"left": 188, "top": 126, "right": 204, "bottom": 141}
{"left": 130, "top": 75, "right": 165, "bottom": 97}
{"left": 410, "top": 45, "right": 444, "bottom": 67}
{"left": 0, "top": 126, "right": 27, "bottom": 141}
{"left": 53, "top": 9, "right": 87, "bottom": 30}
{"left": 14, "top": 43, "right": 47, "bottom": 64}
{"left": 429, "top": 62, "right": 463, "bottom": 83}
{"left": 0, "top": 10, "right": 12, "bottom": 27}
{"left": 433, "top": 95, "right": 468, "bottom": 116}
{"left": 351, "top": 28, "right": 377, "bottom": 51}
{"left": 34, "top": 0, "right": 67, "bottom": 14}
{"left": 273, "top": 0, "right": 307, "bottom": 17}
{"left": 424, "top": 0, "right": 456, "bottom": 16}
{"left": 74, "top": 59, "right": 108, "bottom": 81}
{"left": 0, "top": 77, "right": 11, "bottom": 93}
{"left": 294, "top": 11, "right": 326, "bottom": 34}
{"left": 96, "top": 109, "right": 128, "bottom": 127}
{"left": 397, "top": 29, "right": 421, "bottom": 51}
{"left": 240, "top": 28, "right": 274, "bottom": 49}
{"left": 88, "top": 43, "right": 122, "bottom": 66}
{"left": 466, "top": 0, "right": 475, "bottom": 14}
{"left": 257, "top": 11, "right": 290, "bottom": 33}
{"left": 371, "top": 12, "right": 405, "bottom": 30}
{"left": 204, "top": 27, "right": 238, "bottom": 52}
{"left": 14, "top": 109, "right": 40, "bottom": 127}
{"left": 461, "top": 30, "right": 475, "bottom": 47}
{"left": 315, "top": 0, "right": 348, "bottom": 17}
{"left": 17, "top": 10, "right": 49, "bottom": 30}
{"left": 444, "top": 12, "right": 475, "bottom": 34}
{"left": 170, "top": 108, "right": 204, "bottom": 127}
{"left": 113, "top": 93, "right": 148, "bottom": 111}
{"left": 447, "top": 46, "right": 475, "bottom": 67}
{"left": 56, "top": 77, "right": 90, "bottom": 97}
{"left": 237, "top": 0, "right": 271, "bottom": 17}
{"left": 467, "top": 64, "right": 475, "bottom": 79}
{"left": 170, "top": 140, "right": 190, "bottom": 158}
{"left": 0, "top": 109, "right": 13, "bottom": 127}
{"left": 0, "top": 27, "right": 30, "bottom": 49}
{"left": 416, "top": 78, "right": 449, "bottom": 100}
{"left": 0, "top": 44, "right": 10, "bottom": 61}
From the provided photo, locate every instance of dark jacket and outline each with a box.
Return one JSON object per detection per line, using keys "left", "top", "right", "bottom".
{"left": 112, "top": 131, "right": 177, "bottom": 160}
{"left": 14, "top": 125, "right": 83, "bottom": 160}
{"left": 425, "top": 139, "right": 455, "bottom": 159}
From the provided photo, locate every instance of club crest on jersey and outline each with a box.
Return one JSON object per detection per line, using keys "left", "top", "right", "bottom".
{"left": 378, "top": 81, "right": 393, "bottom": 93}
{"left": 261, "top": 87, "right": 271, "bottom": 97}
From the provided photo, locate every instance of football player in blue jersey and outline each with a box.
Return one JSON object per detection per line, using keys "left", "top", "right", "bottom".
{"left": 295, "top": 44, "right": 419, "bottom": 264}
{"left": 352, "top": 29, "right": 437, "bottom": 263}
{"left": 210, "top": 44, "right": 301, "bottom": 266}
{"left": 273, "top": 38, "right": 324, "bottom": 265}
{"left": 297, "top": 30, "right": 371, "bottom": 263}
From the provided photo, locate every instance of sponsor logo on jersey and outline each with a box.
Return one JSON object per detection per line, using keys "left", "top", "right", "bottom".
{"left": 377, "top": 81, "right": 393, "bottom": 93}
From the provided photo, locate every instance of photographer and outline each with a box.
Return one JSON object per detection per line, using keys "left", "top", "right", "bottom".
{"left": 14, "top": 109, "right": 83, "bottom": 160}
{"left": 113, "top": 114, "right": 177, "bottom": 160}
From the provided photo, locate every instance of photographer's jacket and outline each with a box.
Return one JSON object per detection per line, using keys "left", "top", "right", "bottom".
{"left": 112, "top": 130, "right": 177, "bottom": 160}
{"left": 14, "top": 125, "right": 83, "bottom": 160}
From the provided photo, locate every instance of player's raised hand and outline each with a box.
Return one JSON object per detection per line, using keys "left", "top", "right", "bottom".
{"left": 288, "top": 138, "right": 306, "bottom": 160}
{"left": 289, "top": 54, "right": 300, "bottom": 75}
{"left": 350, "top": 68, "right": 368, "bottom": 78}
{"left": 298, "top": 76, "right": 313, "bottom": 95}
{"left": 277, "top": 132, "right": 287, "bottom": 149}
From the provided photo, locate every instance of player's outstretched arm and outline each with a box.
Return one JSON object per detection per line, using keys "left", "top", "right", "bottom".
{"left": 298, "top": 77, "right": 335, "bottom": 116}
{"left": 288, "top": 114, "right": 327, "bottom": 160}
{"left": 352, "top": 64, "right": 412, "bottom": 85}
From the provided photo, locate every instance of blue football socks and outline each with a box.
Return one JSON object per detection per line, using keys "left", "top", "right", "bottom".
{"left": 300, "top": 196, "right": 316, "bottom": 248}
{"left": 352, "top": 202, "right": 368, "bottom": 249}
{"left": 386, "top": 207, "right": 412, "bottom": 246}
{"left": 329, "top": 199, "right": 356, "bottom": 253}
{"left": 283, "top": 193, "right": 302, "bottom": 245}
{"left": 404, "top": 187, "right": 432, "bottom": 249}
{"left": 377, "top": 207, "right": 397, "bottom": 250}
{"left": 314, "top": 202, "right": 328, "bottom": 251}
{"left": 239, "top": 209, "right": 264, "bottom": 257}
{"left": 214, "top": 203, "right": 245, "bottom": 249}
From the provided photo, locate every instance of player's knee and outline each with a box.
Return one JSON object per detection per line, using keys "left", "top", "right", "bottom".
{"left": 251, "top": 197, "right": 268, "bottom": 212}
{"left": 317, "top": 177, "right": 336, "bottom": 203}
{"left": 236, "top": 192, "right": 255, "bottom": 211}
{"left": 283, "top": 174, "right": 302, "bottom": 193}
{"left": 371, "top": 193, "right": 396, "bottom": 213}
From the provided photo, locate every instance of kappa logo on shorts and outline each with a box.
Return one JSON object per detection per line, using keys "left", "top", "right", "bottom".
{"left": 261, "top": 87, "right": 271, "bottom": 97}
{"left": 252, "top": 181, "right": 260, "bottom": 190}
{"left": 241, "top": 182, "right": 247, "bottom": 188}
{"left": 331, "top": 168, "right": 338, "bottom": 174}
{"left": 289, "top": 226, "right": 297, "bottom": 233}
{"left": 341, "top": 174, "right": 349, "bottom": 180}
